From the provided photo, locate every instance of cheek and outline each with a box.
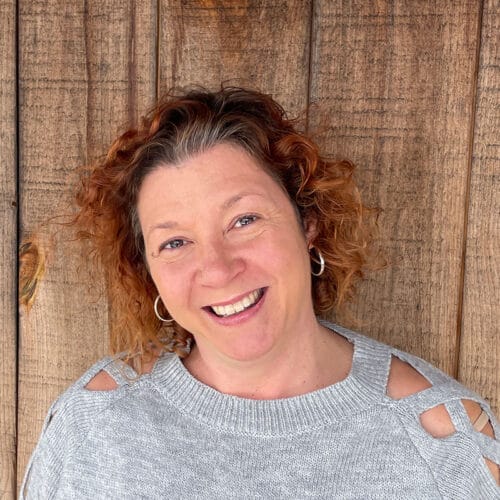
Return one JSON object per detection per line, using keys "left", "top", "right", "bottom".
{"left": 256, "top": 227, "right": 309, "bottom": 268}
{"left": 148, "top": 260, "right": 191, "bottom": 305}
{"left": 145, "top": 257, "right": 162, "bottom": 289}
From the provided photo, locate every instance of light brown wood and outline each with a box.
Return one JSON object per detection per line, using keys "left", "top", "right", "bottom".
{"left": 17, "top": 0, "right": 156, "bottom": 492}
{"left": 459, "top": 0, "right": 499, "bottom": 416}
{"left": 308, "top": 1, "right": 482, "bottom": 377}
{"left": 159, "top": 0, "right": 311, "bottom": 115}
{"left": 0, "top": 1, "right": 17, "bottom": 497}
{"left": 10, "top": 1, "right": 500, "bottom": 494}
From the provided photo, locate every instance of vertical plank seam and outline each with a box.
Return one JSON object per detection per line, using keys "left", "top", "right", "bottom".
{"left": 83, "top": 0, "right": 91, "bottom": 163}
{"left": 305, "top": 0, "right": 315, "bottom": 134}
{"left": 155, "top": 0, "right": 160, "bottom": 102}
{"left": 454, "top": 0, "right": 485, "bottom": 381}
{"left": 127, "top": 0, "right": 137, "bottom": 126}
{"left": 15, "top": 0, "right": 21, "bottom": 492}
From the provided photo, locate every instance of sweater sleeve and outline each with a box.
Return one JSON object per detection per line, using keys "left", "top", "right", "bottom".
{"left": 390, "top": 349, "right": 500, "bottom": 499}
{"left": 19, "top": 357, "right": 129, "bottom": 499}
{"left": 20, "top": 397, "right": 66, "bottom": 499}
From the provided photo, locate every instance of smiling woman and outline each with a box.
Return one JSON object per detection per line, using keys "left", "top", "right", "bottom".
{"left": 20, "top": 87, "right": 499, "bottom": 498}
{"left": 138, "top": 143, "right": 323, "bottom": 373}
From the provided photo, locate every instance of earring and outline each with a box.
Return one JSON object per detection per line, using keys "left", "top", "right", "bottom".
{"left": 310, "top": 247, "right": 325, "bottom": 276}
{"left": 154, "top": 295, "right": 175, "bottom": 324}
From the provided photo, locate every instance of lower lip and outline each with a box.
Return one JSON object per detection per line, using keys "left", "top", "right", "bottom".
{"left": 206, "top": 288, "right": 267, "bottom": 326}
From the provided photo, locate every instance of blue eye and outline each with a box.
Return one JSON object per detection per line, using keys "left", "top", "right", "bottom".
{"left": 160, "top": 239, "right": 187, "bottom": 251}
{"left": 234, "top": 215, "right": 258, "bottom": 228}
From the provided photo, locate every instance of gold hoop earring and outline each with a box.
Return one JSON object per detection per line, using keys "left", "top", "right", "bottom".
{"left": 154, "top": 295, "right": 175, "bottom": 324}
{"left": 310, "top": 247, "right": 325, "bottom": 276}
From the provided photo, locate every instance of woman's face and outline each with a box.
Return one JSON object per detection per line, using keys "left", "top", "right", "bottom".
{"left": 137, "top": 143, "right": 317, "bottom": 363}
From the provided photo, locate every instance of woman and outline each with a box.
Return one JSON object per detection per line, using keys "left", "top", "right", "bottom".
{"left": 21, "top": 87, "right": 499, "bottom": 498}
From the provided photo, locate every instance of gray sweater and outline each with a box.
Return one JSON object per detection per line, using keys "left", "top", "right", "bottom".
{"left": 21, "top": 323, "right": 500, "bottom": 499}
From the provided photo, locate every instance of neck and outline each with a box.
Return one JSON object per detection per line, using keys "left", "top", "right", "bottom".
{"left": 182, "top": 321, "right": 353, "bottom": 400}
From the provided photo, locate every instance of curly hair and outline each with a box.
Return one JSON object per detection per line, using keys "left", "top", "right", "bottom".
{"left": 21, "top": 86, "right": 380, "bottom": 364}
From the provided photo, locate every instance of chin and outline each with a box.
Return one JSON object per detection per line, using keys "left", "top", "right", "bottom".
{"left": 215, "top": 332, "right": 279, "bottom": 363}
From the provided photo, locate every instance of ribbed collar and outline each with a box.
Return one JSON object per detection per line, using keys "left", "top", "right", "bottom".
{"left": 150, "top": 322, "right": 391, "bottom": 436}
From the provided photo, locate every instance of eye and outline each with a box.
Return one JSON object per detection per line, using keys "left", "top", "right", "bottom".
{"left": 159, "top": 238, "right": 188, "bottom": 251}
{"left": 233, "top": 214, "right": 258, "bottom": 228}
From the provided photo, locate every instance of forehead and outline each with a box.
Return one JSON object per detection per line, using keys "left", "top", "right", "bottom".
{"left": 137, "top": 143, "right": 291, "bottom": 217}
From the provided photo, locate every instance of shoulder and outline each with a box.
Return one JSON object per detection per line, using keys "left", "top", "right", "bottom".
{"left": 386, "top": 348, "right": 499, "bottom": 486}
{"left": 21, "top": 355, "right": 142, "bottom": 498}
{"left": 21, "top": 353, "right": 168, "bottom": 487}
{"left": 387, "top": 342, "right": 500, "bottom": 485}
{"left": 41, "top": 350, "right": 167, "bottom": 432}
{"left": 387, "top": 356, "right": 485, "bottom": 435}
{"left": 34, "top": 352, "right": 165, "bottom": 444}
{"left": 325, "top": 321, "right": 500, "bottom": 487}
{"left": 40, "top": 356, "right": 135, "bottom": 433}
{"left": 83, "top": 351, "right": 160, "bottom": 391}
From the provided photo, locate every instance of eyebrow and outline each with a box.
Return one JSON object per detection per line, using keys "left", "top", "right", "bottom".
{"left": 147, "top": 192, "right": 265, "bottom": 238}
{"left": 221, "top": 192, "right": 264, "bottom": 210}
{"left": 148, "top": 220, "right": 178, "bottom": 235}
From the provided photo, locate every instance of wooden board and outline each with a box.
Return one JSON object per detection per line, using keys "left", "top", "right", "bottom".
{"left": 0, "top": 1, "right": 17, "bottom": 497}
{"left": 459, "top": 0, "right": 499, "bottom": 416}
{"left": 17, "top": 0, "right": 156, "bottom": 490}
{"left": 308, "top": 1, "right": 481, "bottom": 375}
{"left": 159, "top": 0, "right": 311, "bottom": 114}
{"left": 11, "top": 1, "right": 499, "bottom": 494}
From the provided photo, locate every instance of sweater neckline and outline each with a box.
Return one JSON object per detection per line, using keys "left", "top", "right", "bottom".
{"left": 150, "top": 322, "right": 391, "bottom": 436}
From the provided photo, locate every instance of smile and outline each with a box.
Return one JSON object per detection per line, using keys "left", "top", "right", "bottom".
{"left": 208, "top": 288, "right": 265, "bottom": 318}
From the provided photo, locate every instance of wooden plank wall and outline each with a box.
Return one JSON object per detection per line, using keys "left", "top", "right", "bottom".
{"left": 309, "top": 0, "right": 482, "bottom": 375}
{"left": 0, "top": 1, "right": 497, "bottom": 497}
{"left": 459, "top": 0, "right": 500, "bottom": 418}
{"left": 0, "top": 1, "right": 17, "bottom": 497}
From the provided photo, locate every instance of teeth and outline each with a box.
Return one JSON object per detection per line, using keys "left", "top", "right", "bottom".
{"left": 234, "top": 302, "right": 245, "bottom": 313}
{"left": 211, "top": 289, "right": 262, "bottom": 317}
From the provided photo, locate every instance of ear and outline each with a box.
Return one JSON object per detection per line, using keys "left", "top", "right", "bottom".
{"left": 303, "top": 214, "right": 318, "bottom": 246}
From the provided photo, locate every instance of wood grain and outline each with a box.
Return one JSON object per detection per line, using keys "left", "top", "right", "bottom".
{"left": 459, "top": 0, "right": 499, "bottom": 416}
{"left": 11, "top": 1, "right": 499, "bottom": 494}
{"left": 308, "top": 1, "right": 481, "bottom": 375}
{"left": 17, "top": 0, "right": 156, "bottom": 490}
{"left": 0, "top": 1, "right": 17, "bottom": 497}
{"left": 159, "top": 0, "right": 311, "bottom": 115}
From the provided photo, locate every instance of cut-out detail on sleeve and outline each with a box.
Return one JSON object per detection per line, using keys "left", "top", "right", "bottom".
{"left": 386, "top": 356, "right": 456, "bottom": 437}
{"left": 419, "top": 404, "right": 456, "bottom": 439}
{"left": 422, "top": 400, "right": 499, "bottom": 485}
{"left": 484, "top": 456, "right": 500, "bottom": 486}
{"left": 386, "top": 356, "right": 500, "bottom": 486}
{"left": 464, "top": 401, "right": 500, "bottom": 486}
{"left": 84, "top": 352, "right": 162, "bottom": 391}
{"left": 85, "top": 369, "right": 119, "bottom": 391}
{"left": 386, "top": 355, "right": 433, "bottom": 400}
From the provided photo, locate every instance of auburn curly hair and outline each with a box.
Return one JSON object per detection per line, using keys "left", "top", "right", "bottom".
{"left": 21, "top": 86, "right": 380, "bottom": 364}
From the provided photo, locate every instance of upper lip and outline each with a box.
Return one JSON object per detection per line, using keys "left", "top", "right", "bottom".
{"left": 204, "top": 288, "right": 264, "bottom": 308}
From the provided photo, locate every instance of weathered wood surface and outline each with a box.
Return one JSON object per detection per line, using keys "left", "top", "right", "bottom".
{"left": 0, "top": 1, "right": 17, "bottom": 497}
{"left": 459, "top": 0, "right": 500, "bottom": 415}
{"left": 308, "top": 0, "right": 483, "bottom": 378}
{"left": 7, "top": 1, "right": 500, "bottom": 498}
{"left": 17, "top": 0, "right": 156, "bottom": 491}
{"left": 159, "top": 0, "right": 311, "bottom": 115}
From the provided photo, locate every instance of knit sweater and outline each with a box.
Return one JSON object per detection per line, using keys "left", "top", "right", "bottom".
{"left": 21, "top": 322, "right": 500, "bottom": 499}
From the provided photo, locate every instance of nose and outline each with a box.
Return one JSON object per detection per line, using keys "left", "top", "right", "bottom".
{"left": 195, "top": 239, "right": 245, "bottom": 288}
